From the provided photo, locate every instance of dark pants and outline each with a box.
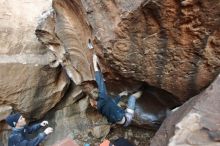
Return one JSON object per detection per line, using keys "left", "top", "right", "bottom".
{"left": 95, "top": 71, "right": 136, "bottom": 126}
{"left": 95, "top": 71, "right": 136, "bottom": 108}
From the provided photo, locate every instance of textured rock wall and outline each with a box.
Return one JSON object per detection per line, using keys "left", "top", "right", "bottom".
{"left": 81, "top": 0, "right": 220, "bottom": 100}
{"left": 150, "top": 74, "right": 220, "bottom": 146}
{"left": 0, "top": 0, "right": 69, "bottom": 119}
{"left": 0, "top": 0, "right": 219, "bottom": 118}
{"left": 36, "top": 0, "right": 94, "bottom": 85}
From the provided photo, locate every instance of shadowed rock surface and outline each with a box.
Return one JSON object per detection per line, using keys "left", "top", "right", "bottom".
{"left": 133, "top": 85, "right": 181, "bottom": 129}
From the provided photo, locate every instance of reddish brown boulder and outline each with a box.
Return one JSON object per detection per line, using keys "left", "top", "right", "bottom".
{"left": 81, "top": 0, "right": 220, "bottom": 100}
{"left": 37, "top": 0, "right": 220, "bottom": 100}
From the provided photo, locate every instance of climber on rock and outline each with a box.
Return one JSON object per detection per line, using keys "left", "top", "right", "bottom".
{"left": 89, "top": 54, "right": 143, "bottom": 126}
{"left": 5, "top": 112, "right": 53, "bottom": 146}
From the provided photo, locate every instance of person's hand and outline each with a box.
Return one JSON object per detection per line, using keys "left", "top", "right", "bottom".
{"left": 93, "top": 54, "right": 98, "bottom": 63}
{"left": 93, "top": 54, "right": 99, "bottom": 71}
{"left": 119, "top": 91, "right": 128, "bottom": 97}
{"left": 40, "top": 121, "right": 48, "bottom": 127}
{"left": 44, "top": 127, "right": 53, "bottom": 135}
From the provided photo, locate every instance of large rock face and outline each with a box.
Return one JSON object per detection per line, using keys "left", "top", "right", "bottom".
{"left": 0, "top": 0, "right": 69, "bottom": 119}
{"left": 81, "top": 0, "right": 220, "bottom": 100}
{"left": 0, "top": 0, "right": 219, "bottom": 116}
{"left": 150, "top": 74, "right": 220, "bottom": 146}
{"left": 37, "top": 0, "right": 220, "bottom": 100}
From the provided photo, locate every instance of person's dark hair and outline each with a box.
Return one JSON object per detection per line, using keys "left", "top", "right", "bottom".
{"left": 88, "top": 88, "right": 99, "bottom": 100}
{"left": 112, "top": 137, "right": 134, "bottom": 146}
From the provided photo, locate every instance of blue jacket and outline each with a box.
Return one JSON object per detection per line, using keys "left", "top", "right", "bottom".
{"left": 8, "top": 123, "right": 46, "bottom": 146}
{"left": 97, "top": 94, "right": 125, "bottom": 124}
